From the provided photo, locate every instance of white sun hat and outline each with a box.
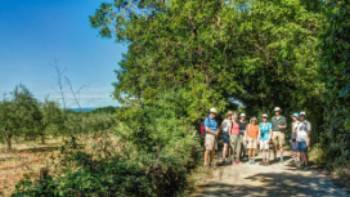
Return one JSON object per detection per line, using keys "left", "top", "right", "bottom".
{"left": 210, "top": 107, "right": 217, "bottom": 114}
{"left": 274, "top": 106, "right": 281, "bottom": 112}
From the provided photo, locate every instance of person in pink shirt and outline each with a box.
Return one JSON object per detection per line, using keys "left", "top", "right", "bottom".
{"left": 229, "top": 113, "right": 242, "bottom": 164}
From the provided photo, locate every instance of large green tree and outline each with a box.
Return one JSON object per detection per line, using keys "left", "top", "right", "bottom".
{"left": 319, "top": 0, "right": 350, "bottom": 167}
{"left": 91, "top": 0, "right": 323, "bottom": 121}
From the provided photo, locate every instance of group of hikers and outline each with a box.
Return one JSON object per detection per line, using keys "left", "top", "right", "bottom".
{"left": 202, "top": 107, "right": 312, "bottom": 169}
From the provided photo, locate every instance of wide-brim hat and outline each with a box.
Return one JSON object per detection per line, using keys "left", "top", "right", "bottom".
{"left": 274, "top": 107, "right": 281, "bottom": 112}
{"left": 210, "top": 108, "right": 217, "bottom": 114}
{"left": 226, "top": 111, "right": 233, "bottom": 117}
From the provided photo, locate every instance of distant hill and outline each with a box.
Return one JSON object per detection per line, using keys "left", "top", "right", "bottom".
{"left": 68, "top": 106, "right": 117, "bottom": 113}
{"left": 68, "top": 107, "right": 95, "bottom": 113}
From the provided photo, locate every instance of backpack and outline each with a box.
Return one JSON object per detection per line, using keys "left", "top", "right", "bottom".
{"left": 199, "top": 122, "right": 206, "bottom": 136}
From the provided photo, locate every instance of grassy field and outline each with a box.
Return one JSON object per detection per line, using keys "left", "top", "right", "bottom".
{"left": 0, "top": 134, "right": 120, "bottom": 197}
{"left": 0, "top": 139, "right": 61, "bottom": 196}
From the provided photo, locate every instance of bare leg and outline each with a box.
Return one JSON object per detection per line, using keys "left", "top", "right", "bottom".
{"left": 262, "top": 150, "right": 266, "bottom": 163}
{"left": 248, "top": 149, "right": 252, "bottom": 160}
{"left": 222, "top": 144, "right": 228, "bottom": 160}
{"left": 252, "top": 149, "right": 256, "bottom": 162}
{"left": 305, "top": 152, "right": 308, "bottom": 165}
{"left": 210, "top": 149, "right": 215, "bottom": 166}
{"left": 204, "top": 150, "right": 210, "bottom": 166}
{"left": 236, "top": 138, "right": 242, "bottom": 162}
{"left": 297, "top": 151, "right": 302, "bottom": 167}
{"left": 280, "top": 145, "right": 284, "bottom": 160}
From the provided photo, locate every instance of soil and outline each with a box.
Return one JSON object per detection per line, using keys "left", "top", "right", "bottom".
{"left": 191, "top": 153, "right": 349, "bottom": 197}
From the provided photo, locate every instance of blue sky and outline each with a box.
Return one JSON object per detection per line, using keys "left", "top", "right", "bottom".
{"left": 0, "top": 0, "right": 127, "bottom": 108}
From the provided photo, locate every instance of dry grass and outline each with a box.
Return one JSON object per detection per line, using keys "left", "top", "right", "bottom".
{"left": 0, "top": 134, "right": 121, "bottom": 197}
{"left": 0, "top": 138, "right": 61, "bottom": 197}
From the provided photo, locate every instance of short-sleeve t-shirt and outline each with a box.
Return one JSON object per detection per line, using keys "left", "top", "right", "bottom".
{"left": 230, "top": 122, "right": 240, "bottom": 135}
{"left": 246, "top": 124, "right": 259, "bottom": 138}
{"left": 221, "top": 119, "right": 231, "bottom": 133}
{"left": 204, "top": 116, "right": 218, "bottom": 134}
{"left": 238, "top": 121, "right": 247, "bottom": 135}
{"left": 271, "top": 116, "right": 287, "bottom": 132}
{"left": 296, "top": 120, "right": 311, "bottom": 142}
{"left": 259, "top": 122, "right": 272, "bottom": 141}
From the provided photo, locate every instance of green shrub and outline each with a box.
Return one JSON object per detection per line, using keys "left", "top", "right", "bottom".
{"left": 12, "top": 100, "right": 201, "bottom": 197}
{"left": 309, "top": 143, "right": 326, "bottom": 166}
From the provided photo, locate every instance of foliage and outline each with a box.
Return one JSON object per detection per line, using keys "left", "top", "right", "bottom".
{"left": 13, "top": 106, "right": 201, "bottom": 196}
{"left": 9, "top": 0, "right": 350, "bottom": 196}
{"left": 62, "top": 111, "right": 116, "bottom": 135}
{"left": 40, "top": 99, "right": 65, "bottom": 143}
{"left": 318, "top": 0, "right": 350, "bottom": 168}
{"left": 90, "top": 0, "right": 324, "bottom": 119}
{"left": 0, "top": 85, "right": 42, "bottom": 150}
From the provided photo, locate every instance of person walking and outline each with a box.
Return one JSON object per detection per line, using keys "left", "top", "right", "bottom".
{"left": 296, "top": 111, "right": 311, "bottom": 168}
{"left": 238, "top": 113, "right": 248, "bottom": 160}
{"left": 245, "top": 117, "right": 260, "bottom": 164}
{"left": 204, "top": 108, "right": 219, "bottom": 167}
{"left": 271, "top": 107, "right": 287, "bottom": 162}
{"left": 259, "top": 114, "right": 272, "bottom": 165}
{"left": 229, "top": 113, "right": 241, "bottom": 164}
{"left": 220, "top": 111, "right": 233, "bottom": 163}
{"left": 290, "top": 112, "right": 299, "bottom": 164}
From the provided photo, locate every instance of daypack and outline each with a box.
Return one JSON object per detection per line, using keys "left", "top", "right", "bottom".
{"left": 199, "top": 122, "right": 206, "bottom": 136}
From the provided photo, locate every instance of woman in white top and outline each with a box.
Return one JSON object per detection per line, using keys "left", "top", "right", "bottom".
{"left": 220, "top": 111, "right": 233, "bottom": 163}
{"left": 296, "top": 111, "right": 311, "bottom": 167}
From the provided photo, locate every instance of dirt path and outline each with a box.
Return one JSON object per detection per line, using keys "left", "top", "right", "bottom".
{"left": 192, "top": 154, "right": 348, "bottom": 197}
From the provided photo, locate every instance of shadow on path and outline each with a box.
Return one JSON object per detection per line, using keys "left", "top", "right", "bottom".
{"left": 193, "top": 172, "right": 346, "bottom": 197}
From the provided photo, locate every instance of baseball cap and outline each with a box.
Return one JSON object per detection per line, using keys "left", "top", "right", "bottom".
{"left": 262, "top": 113, "right": 268, "bottom": 118}
{"left": 299, "top": 111, "right": 306, "bottom": 116}
{"left": 292, "top": 112, "right": 299, "bottom": 117}
{"left": 240, "top": 113, "right": 246, "bottom": 117}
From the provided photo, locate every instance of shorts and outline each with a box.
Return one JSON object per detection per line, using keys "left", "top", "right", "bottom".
{"left": 297, "top": 141, "right": 308, "bottom": 152}
{"left": 260, "top": 140, "right": 269, "bottom": 150}
{"left": 272, "top": 131, "right": 285, "bottom": 147}
{"left": 221, "top": 133, "right": 230, "bottom": 144}
{"left": 247, "top": 137, "right": 257, "bottom": 149}
{"left": 290, "top": 139, "right": 298, "bottom": 152}
{"left": 205, "top": 134, "right": 216, "bottom": 151}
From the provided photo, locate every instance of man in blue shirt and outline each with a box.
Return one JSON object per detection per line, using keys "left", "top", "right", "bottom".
{"left": 204, "top": 107, "right": 219, "bottom": 167}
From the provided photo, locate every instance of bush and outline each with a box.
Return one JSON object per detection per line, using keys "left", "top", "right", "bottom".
{"left": 12, "top": 101, "right": 201, "bottom": 197}
{"left": 309, "top": 143, "right": 326, "bottom": 166}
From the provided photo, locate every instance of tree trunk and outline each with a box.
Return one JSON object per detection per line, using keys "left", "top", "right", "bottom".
{"left": 40, "top": 133, "right": 46, "bottom": 144}
{"left": 6, "top": 134, "right": 12, "bottom": 151}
